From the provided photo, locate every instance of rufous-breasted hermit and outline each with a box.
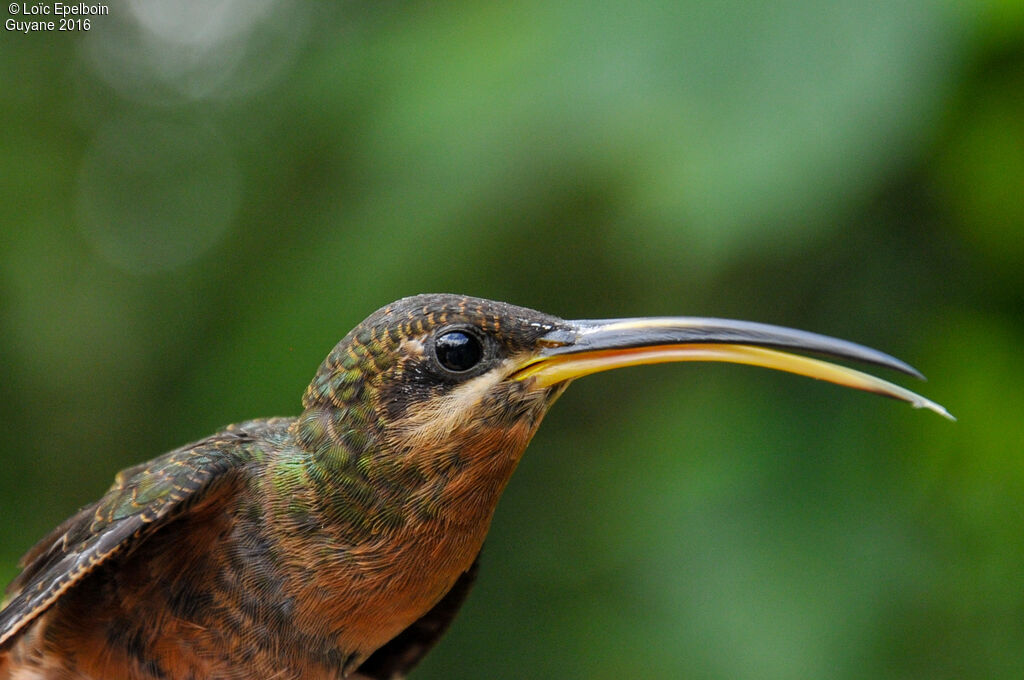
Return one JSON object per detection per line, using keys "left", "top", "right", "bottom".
{"left": 0, "top": 294, "right": 951, "bottom": 679}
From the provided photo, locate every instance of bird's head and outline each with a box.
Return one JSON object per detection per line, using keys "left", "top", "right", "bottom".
{"left": 296, "top": 295, "right": 572, "bottom": 467}
{"left": 295, "top": 294, "right": 949, "bottom": 481}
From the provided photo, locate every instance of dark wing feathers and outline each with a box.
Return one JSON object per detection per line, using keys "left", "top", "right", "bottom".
{"left": 0, "top": 426, "right": 260, "bottom": 649}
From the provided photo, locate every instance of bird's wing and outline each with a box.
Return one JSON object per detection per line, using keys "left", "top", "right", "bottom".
{"left": 0, "top": 422, "right": 267, "bottom": 649}
{"left": 354, "top": 554, "right": 482, "bottom": 680}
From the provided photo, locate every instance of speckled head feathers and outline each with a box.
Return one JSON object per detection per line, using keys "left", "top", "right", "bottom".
{"left": 302, "top": 295, "right": 565, "bottom": 410}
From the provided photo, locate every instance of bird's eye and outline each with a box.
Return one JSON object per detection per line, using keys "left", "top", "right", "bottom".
{"left": 434, "top": 330, "right": 484, "bottom": 373}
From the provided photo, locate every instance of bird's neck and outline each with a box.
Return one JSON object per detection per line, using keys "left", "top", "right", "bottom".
{"left": 287, "top": 398, "right": 537, "bottom": 541}
{"left": 264, "top": 399, "right": 541, "bottom": 656}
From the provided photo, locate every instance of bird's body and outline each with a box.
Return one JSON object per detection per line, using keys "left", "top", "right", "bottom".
{"left": 0, "top": 295, "right": 949, "bottom": 680}
{"left": 0, "top": 416, "right": 513, "bottom": 680}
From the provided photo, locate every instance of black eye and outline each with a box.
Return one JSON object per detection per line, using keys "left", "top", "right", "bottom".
{"left": 434, "top": 330, "right": 484, "bottom": 373}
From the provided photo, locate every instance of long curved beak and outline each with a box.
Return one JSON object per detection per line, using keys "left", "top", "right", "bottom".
{"left": 513, "top": 317, "right": 952, "bottom": 420}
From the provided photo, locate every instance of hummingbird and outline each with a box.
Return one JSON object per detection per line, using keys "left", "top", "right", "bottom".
{"left": 0, "top": 294, "right": 950, "bottom": 679}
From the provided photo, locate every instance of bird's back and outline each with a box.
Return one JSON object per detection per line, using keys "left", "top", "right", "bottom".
{"left": 0, "top": 418, "right": 295, "bottom": 680}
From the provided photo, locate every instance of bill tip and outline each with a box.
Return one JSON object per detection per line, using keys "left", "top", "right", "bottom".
{"left": 919, "top": 400, "right": 955, "bottom": 421}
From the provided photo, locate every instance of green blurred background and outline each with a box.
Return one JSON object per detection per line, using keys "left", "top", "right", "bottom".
{"left": 2, "top": 1, "right": 1022, "bottom": 678}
